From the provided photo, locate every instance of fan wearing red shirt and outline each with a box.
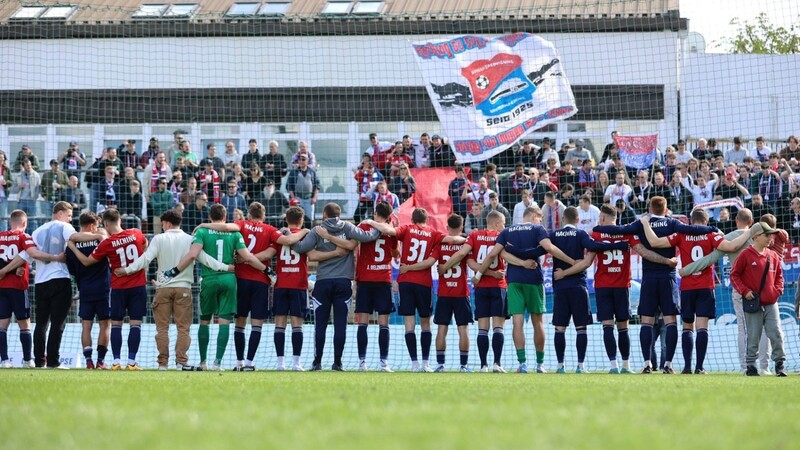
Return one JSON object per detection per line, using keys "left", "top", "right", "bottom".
{"left": 0, "top": 210, "right": 62, "bottom": 368}
{"left": 367, "top": 207, "right": 465, "bottom": 372}
{"left": 642, "top": 209, "right": 750, "bottom": 374}
{"left": 68, "top": 208, "right": 147, "bottom": 370}
{"left": 440, "top": 211, "right": 508, "bottom": 373}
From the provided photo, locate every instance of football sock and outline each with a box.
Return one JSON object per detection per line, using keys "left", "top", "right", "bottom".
{"left": 292, "top": 328, "right": 303, "bottom": 357}
{"left": 215, "top": 323, "right": 230, "bottom": 362}
{"left": 378, "top": 325, "right": 389, "bottom": 361}
{"left": 97, "top": 345, "right": 107, "bottom": 363}
{"left": 357, "top": 324, "right": 368, "bottom": 360}
{"left": 0, "top": 328, "right": 7, "bottom": 360}
{"left": 83, "top": 346, "right": 93, "bottom": 364}
{"left": 477, "top": 329, "right": 489, "bottom": 367}
{"left": 198, "top": 324, "right": 210, "bottom": 362}
{"left": 696, "top": 328, "right": 709, "bottom": 371}
{"left": 682, "top": 329, "right": 694, "bottom": 371}
{"left": 610, "top": 359, "right": 618, "bottom": 369}
{"left": 618, "top": 328, "right": 630, "bottom": 362}
{"left": 639, "top": 323, "right": 653, "bottom": 363}
{"left": 405, "top": 332, "right": 418, "bottom": 362}
{"left": 603, "top": 325, "right": 617, "bottom": 361}
{"left": 665, "top": 322, "right": 678, "bottom": 365}
{"left": 111, "top": 325, "right": 123, "bottom": 360}
{"left": 516, "top": 348, "right": 526, "bottom": 363}
{"left": 554, "top": 330, "right": 566, "bottom": 364}
{"left": 234, "top": 326, "right": 246, "bottom": 361}
{"left": 491, "top": 327, "right": 504, "bottom": 365}
{"left": 277, "top": 356, "right": 284, "bottom": 367}
{"left": 460, "top": 351, "right": 469, "bottom": 367}
{"left": 420, "top": 330, "right": 432, "bottom": 362}
{"left": 535, "top": 350, "right": 545, "bottom": 365}
{"left": 19, "top": 329, "right": 32, "bottom": 361}
{"left": 273, "top": 326, "right": 285, "bottom": 358}
{"left": 293, "top": 355, "right": 301, "bottom": 366}
{"left": 436, "top": 350, "right": 445, "bottom": 365}
{"left": 576, "top": 328, "right": 587, "bottom": 364}
{"left": 128, "top": 325, "right": 141, "bottom": 362}
{"left": 247, "top": 326, "right": 262, "bottom": 362}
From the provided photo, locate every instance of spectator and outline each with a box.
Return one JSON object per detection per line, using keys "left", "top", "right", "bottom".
{"left": 180, "top": 194, "right": 209, "bottom": 233}
{"left": 365, "top": 133, "right": 393, "bottom": 174}
{"left": 692, "top": 138, "right": 713, "bottom": 161}
{"left": 414, "top": 133, "right": 431, "bottom": 168}
{"left": 13, "top": 159, "right": 41, "bottom": 233}
{"left": 465, "top": 176, "right": 494, "bottom": 208}
{"left": 176, "top": 140, "right": 199, "bottom": 172}
{"left": 629, "top": 170, "right": 652, "bottom": 214}
{"left": 58, "top": 175, "right": 86, "bottom": 228}
{"left": 650, "top": 171, "right": 674, "bottom": 204}
{"left": 748, "top": 194, "right": 773, "bottom": 223}
{"left": 559, "top": 183, "right": 578, "bottom": 207}
{"left": 220, "top": 181, "right": 247, "bottom": 221}
{"left": 465, "top": 202, "right": 485, "bottom": 233}
{"left": 683, "top": 174, "right": 716, "bottom": 211}
{"left": 540, "top": 138, "right": 560, "bottom": 167}
{"left": 711, "top": 207, "right": 737, "bottom": 235}
{"left": 449, "top": 166, "right": 469, "bottom": 218}
{"left": 139, "top": 137, "right": 160, "bottom": 168}
{"left": 725, "top": 136, "right": 749, "bottom": 165}
{"left": 97, "top": 147, "right": 124, "bottom": 176}
{"left": 757, "top": 161, "right": 782, "bottom": 208}
{"left": 780, "top": 135, "right": 800, "bottom": 161}
{"left": 228, "top": 163, "right": 246, "bottom": 189}
{"left": 286, "top": 153, "right": 320, "bottom": 224}
{"left": 258, "top": 179, "right": 289, "bottom": 228}
{"left": 428, "top": 134, "right": 455, "bottom": 168}
{"left": 150, "top": 177, "right": 175, "bottom": 234}
{"left": 92, "top": 166, "right": 121, "bottom": 213}
{"left": 326, "top": 176, "right": 346, "bottom": 194}
{"left": 58, "top": 141, "right": 86, "bottom": 181}
{"left": 481, "top": 192, "right": 510, "bottom": 226}
{"left": 566, "top": 139, "right": 593, "bottom": 165}
{"left": 388, "top": 164, "right": 416, "bottom": 204}
{"left": 484, "top": 163, "right": 500, "bottom": 194}
{"left": 371, "top": 181, "right": 400, "bottom": 215}
{"left": 592, "top": 171, "right": 611, "bottom": 207}
{"left": 233, "top": 208, "right": 246, "bottom": 222}
{"left": 121, "top": 140, "right": 140, "bottom": 169}
{"left": 559, "top": 160, "right": 578, "bottom": 188}
{"left": 120, "top": 179, "right": 143, "bottom": 230}
{"left": 541, "top": 191, "right": 566, "bottom": 232}
{"left": 241, "top": 163, "right": 268, "bottom": 204}
{"left": 601, "top": 132, "right": 618, "bottom": 162}
{"left": 387, "top": 141, "right": 413, "bottom": 177}
{"left": 615, "top": 199, "right": 636, "bottom": 226}
{"left": 40, "top": 159, "right": 69, "bottom": 213}
{"left": 512, "top": 188, "right": 537, "bottom": 225}
{"left": 144, "top": 151, "right": 172, "bottom": 202}
{"left": 166, "top": 130, "right": 186, "bottom": 165}
{"left": 706, "top": 138, "right": 724, "bottom": 160}
{"left": 13, "top": 144, "right": 40, "bottom": 172}
{"left": 662, "top": 151, "right": 679, "bottom": 183}
{"left": 291, "top": 140, "right": 317, "bottom": 170}
{"left": 517, "top": 141, "right": 541, "bottom": 168}
{"left": 195, "top": 160, "right": 221, "bottom": 204}
{"left": 500, "top": 164, "right": 530, "bottom": 207}
{"left": 261, "top": 140, "right": 287, "bottom": 188}
{"left": 674, "top": 139, "right": 691, "bottom": 163}
{"left": 168, "top": 170, "right": 183, "bottom": 204}
{"left": 173, "top": 156, "right": 193, "bottom": 181}
{"left": 604, "top": 172, "right": 633, "bottom": 207}
{"left": 716, "top": 168, "right": 751, "bottom": 202}
{"left": 557, "top": 142, "right": 570, "bottom": 164}
{"left": 241, "top": 139, "right": 261, "bottom": 172}
{"left": 221, "top": 140, "right": 239, "bottom": 171}
{"left": 669, "top": 172, "right": 693, "bottom": 215}
{"left": 543, "top": 158, "right": 562, "bottom": 191}
{"left": 577, "top": 195, "right": 600, "bottom": 233}
{"left": 607, "top": 156, "right": 633, "bottom": 182}
{"left": 752, "top": 136, "right": 771, "bottom": 162}
{"left": 119, "top": 167, "right": 138, "bottom": 198}
{"left": 200, "top": 144, "right": 226, "bottom": 180}
{"left": 686, "top": 158, "right": 701, "bottom": 181}
{"left": 353, "top": 161, "right": 383, "bottom": 223}
{"left": 0, "top": 151, "right": 10, "bottom": 230}
{"left": 577, "top": 159, "right": 596, "bottom": 188}
{"left": 179, "top": 177, "right": 199, "bottom": 206}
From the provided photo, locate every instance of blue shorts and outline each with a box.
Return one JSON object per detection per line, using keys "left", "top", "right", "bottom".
{"left": 79, "top": 297, "right": 110, "bottom": 321}
{"left": 0, "top": 288, "right": 30, "bottom": 320}
{"left": 638, "top": 277, "right": 680, "bottom": 318}
{"left": 680, "top": 289, "right": 716, "bottom": 322}
{"left": 474, "top": 287, "right": 508, "bottom": 320}
{"left": 552, "top": 286, "right": 592, "bottom": 328}
{"left": 355, "top": 282, "right": 394, "bottom": 315}
{"left": 398, "top": 282, "right": 432, "bottom": 318}
{"left": 595, "top": 287, "right": 630, "bottom": 322}
{"left": 311, "top": 278, "right": 352, "bottom": 309}
{"left": 110, "top": 286, "right": 147, "bottom": 321}
{"left": 273, "top": 288, "right": 308, "bottom": 318}
{"left": 236, "top": 278, "right": 270, "bottom": 320}
{"left": 434, "top": 296, "right": 473, "bottom": 326}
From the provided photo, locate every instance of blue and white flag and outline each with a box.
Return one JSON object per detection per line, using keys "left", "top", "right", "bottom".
{"left": 614, "top": 134, "right": 658, "bottom": 169}
{"left": 412, "top": 33, "right": 577, "bottom": 164}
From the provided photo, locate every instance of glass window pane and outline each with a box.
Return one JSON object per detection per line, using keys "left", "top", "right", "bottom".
{"left": 353, "top": 1, "right": 383, "bottom": 14}
{"left": 322, "top": 2, "right": 351, "bottom": 14}
{"left": 165, "top": 4, "right": 198, "bottom": 17}
{"left": 259, "top": 3, "right": 290, "bottom": 15}
{"left": 358, "top": 122, "right": 399, "bottom": 137}
{"left": 103, "top": 125, "right": 144, "bottom": 136}
{"left": 309, "top": 140, "right": 348, "bottom": 168}
{"left": 152, "top": 125, "right": 191, "bottom": 136}
{"left": 567, "top": 123, "right": 586, "bottom": 132}
{"left": 40, "top": 6, "right": 76, "bottom": 19}
{"left": 11, "top": 6, "right": 45, "bottom": 19}
{"left": 309, "top": 123, "right": 349, "bottom": 133}
{"left": 227, "top": 3, "right": 260, "bottom": 15}
{"left": 7, "top": 126, "right": 48, "bottom": 136}
{"left": 200, "top": 124, "right": 240, "bottom": 135}
{"left": 133, "top": 4, "right": 168, "bottom": 17}
{"left": 261, "top": 123, "right": 300, "bottom": 134}
{"left": 56, "top": 125, "right": 94, "bottom": 136}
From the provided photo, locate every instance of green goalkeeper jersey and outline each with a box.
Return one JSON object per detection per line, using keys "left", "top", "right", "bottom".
{"left": 192, "top": 227, "right": 245, "bottom": 279}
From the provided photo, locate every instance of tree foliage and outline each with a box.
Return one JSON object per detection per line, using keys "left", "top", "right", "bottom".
{"left": 718, "top": 12, "right": 800, "bottom": 54}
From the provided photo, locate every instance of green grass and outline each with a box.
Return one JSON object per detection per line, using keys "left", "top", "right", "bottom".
{"left": 2, "top": 371, "right": 799, "bottom": 450}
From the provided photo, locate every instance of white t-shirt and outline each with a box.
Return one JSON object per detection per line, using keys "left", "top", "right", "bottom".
{"left": 577, "top": 205, "right": 601, "bottom": 234}
{"left": 675, "top": 151, "right": 692, "bottom": 163}
{"left": 512, "top": 200, "right": 539, "bottom": 225}
{"left": 31, "top": 220, "right": 76, "bottom": 283}
{"left": 604, "top": 184, "right": 633, "bottom": 206}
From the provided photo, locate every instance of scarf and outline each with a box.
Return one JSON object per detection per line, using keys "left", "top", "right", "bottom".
{"left": 199, "top": 170, "right": 220, "bottom": 203}
{"left": 150, "top": 163, "right": 169, "bottom": 193}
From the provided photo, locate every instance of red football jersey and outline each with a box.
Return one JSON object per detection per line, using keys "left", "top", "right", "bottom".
{"left": 433, "top": 242, "right": 469, "bottom": 298}
{"left": 396, "top": 224, "right": 444, "bottom": 287}
{"left": 92, "top": 229, "right": 146, "bottom": 289}
{"left": 0, "top": 230, "right": 36, "bottom": 290}
{"left": 274, "top": 227, "right": 308, "bottom": 290}
{"left": 668, "top": 232, "right": 723, "bottom": 291}
{"left": 235, "top": 220, "right": 283, "bottom": 284}
{"left": 356, "top": 223, "right": 397, "bottom": 283}
{"left": 591, "top": 231, "right": 640, "bottom": 289}
{"left": 467, "top": 229, "right": 507, "bottom": 289}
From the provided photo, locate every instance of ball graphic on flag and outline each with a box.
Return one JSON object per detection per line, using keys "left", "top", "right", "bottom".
{"left": 476, "top": 75, "right": 490, "bottom": 90}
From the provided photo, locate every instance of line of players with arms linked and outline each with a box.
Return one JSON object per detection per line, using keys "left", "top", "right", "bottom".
{"left": 0, "top": 193, "right": 789, "bottom": 375}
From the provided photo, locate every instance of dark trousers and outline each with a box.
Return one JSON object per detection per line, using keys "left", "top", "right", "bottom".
{"left": 34, "top": 278, "right": 73, "bottom": 367}
{"left": 354, "top": 200, "right": 373, "bottom": 224}
{"left": 312, "top": 278, "right": 352, "bottom": 363}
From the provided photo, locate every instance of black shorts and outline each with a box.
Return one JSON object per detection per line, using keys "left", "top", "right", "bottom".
{"left": 680, "top": 289, "right": 716, "bottom": 322}
{"left": 110, "top": 286, "right": 147, "bottom": 321}
{"left": 398, "top": 282, "right": 433, "bottom": 318}
{"left": 552, "top": 286, "right": 592, "bottom": 328}
{"left": 638, "top": 277, "right": 680, "bottom": 318}
{"left": 595, "top": 287, "right": 630, "bottom": 322}
{"left": 79, "top": 296, "right": 110, "bottom": 321}
{"left": 0, "top": 288, "right": 30, "bottom": 320}
{"left": 473, "top": 287, "right": 508, "bottom": 320}
{"left": 434, "top": 296, "right": 473, "bottom": 326}
{"left": 236, "top": 278, "right": 270, "bottom": 320}
{"left": 273, "top": 288, "right": 308, "bottom": 318}
{"left": 355, "top": 282, "right": 395, "bottom": 315}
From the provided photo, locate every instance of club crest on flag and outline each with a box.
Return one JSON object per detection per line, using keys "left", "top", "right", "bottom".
{"left": 613, "top": 134, "right": 659, "bottom": 170}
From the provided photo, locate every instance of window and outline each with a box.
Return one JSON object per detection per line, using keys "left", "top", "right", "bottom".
{"left": 39, "top": 6, "right": 76, "bottom": 20}
{"left": 322, "top": 1, "right": 352, "bottom": 15}
{"left": 10, "top": 6, "right": 47, "bottom": 20}
{"left": 259, "top": 2, "right": 291, "bottom": 16}
{"left": 132, "top": 4, "right": 168, "bottom": 18}
{"left": 352, "top": 1, "right": 383, "bottom": 14}
{"left": 227, "top": 3, "right": 260, "bottom": 16}
{"left": 164, "top": 3, "right": 198, "bottom": 17}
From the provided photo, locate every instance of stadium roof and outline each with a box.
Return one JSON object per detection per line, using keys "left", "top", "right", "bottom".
{"left": 0, "top": 0, "right": 679, "bottom": 24}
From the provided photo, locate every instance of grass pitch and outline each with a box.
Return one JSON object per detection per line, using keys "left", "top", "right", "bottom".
{"left": 2, "top": 370, "right": 799, "bottom": 450}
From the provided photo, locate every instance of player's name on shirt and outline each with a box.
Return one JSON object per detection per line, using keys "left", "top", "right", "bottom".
{"left": 440, "top": 244, "right": 462, "bottom": 252}
{"left": 650, "top": 220, "right": 670, "bottom": 229}
{"left": 74, "top": 240, "right": 100, "bottom": 249}
{"left": 597, "top": 232, "right": 626, "bottom": 240}
{"left": 366, "top": 263, "right": 392, "bottom": 271}
{"left": 110, "top": 234, "right": 137, "bottom": 247}
{"left": 473, "top": 234, "right": 497, "bottom": 242}
{"left": 681, "top": 234, "right": 713, "bottom": 242}
{"left": 207, "top": 229, "right": 234, "bottom": 235}
{"left": 0, "top": 234, "right": 23, "bottom": 242}
{"left": 408, "top": 228, "right": 433, "bottom": 238}
{"left": 553, "top": 229, "right": 578, "bottom": 237}
{"left": 243, "top": 222, "right": 265, "bottom": 233}
{"left": 279, "top": 266, "right": 301, "bottom": 273}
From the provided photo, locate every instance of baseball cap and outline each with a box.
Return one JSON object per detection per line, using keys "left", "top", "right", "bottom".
{"left": 749, "top": 222, "right": 777, "bottom": 238}
{"left": 69, "top": 141, "right": 78, "bottom": 146}
{"left": 21, "top": 144, "right": 30, "bottom": 150}
{"left": 431, "top": 134, "right": 441, "bottom": 140}
{"left": 542, "top": 137, "right": 551, "bottom": 144}
{"left": 678, "top": 139, "right": 686, "bottom": 145}
{"left": 266, "top": 178, "right": 275, "bottom": 186}
{"left": 50, "top": 159, "right": 58, "bottom": 166}
{"left": 150, "top": 137, "right": 159, "bottom": 142}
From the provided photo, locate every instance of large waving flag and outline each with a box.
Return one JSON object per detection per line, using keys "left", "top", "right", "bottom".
{"left": 412, "top": 33, "right": 577, "bottom": 164}
{"left": 614, "top": 134, "right": 658, "bottom": 169}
